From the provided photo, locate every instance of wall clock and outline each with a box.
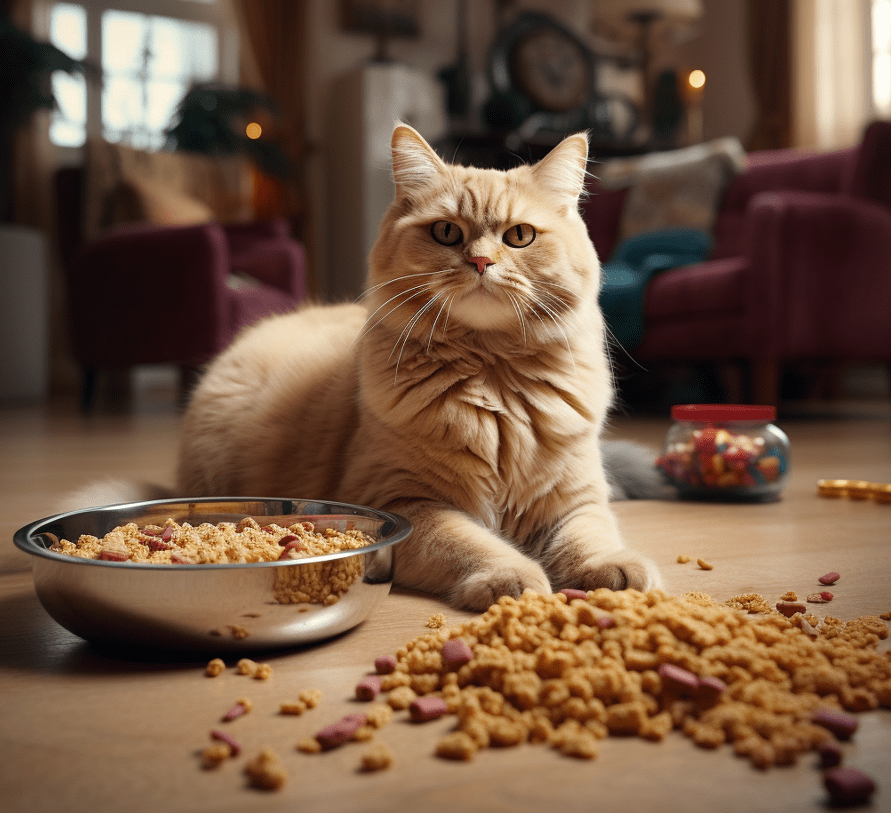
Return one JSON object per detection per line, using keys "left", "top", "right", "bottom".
{"left": 489, "top": 12, "right": 595, "bottom": 115}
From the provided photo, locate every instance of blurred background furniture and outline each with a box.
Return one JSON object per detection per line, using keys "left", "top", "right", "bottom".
{"left": 584, "top": 119, "right": 891, "bottom": 406}
{"left": 55, "top": 140, "right": 308, "bottom": 410}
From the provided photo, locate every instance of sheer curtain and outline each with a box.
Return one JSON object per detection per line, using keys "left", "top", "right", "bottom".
{"left": 793, "top": 0, "right": 873, "bottom": 149}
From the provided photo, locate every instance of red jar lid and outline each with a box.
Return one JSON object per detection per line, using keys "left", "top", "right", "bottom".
{"left": 671, "top": 404, "right": 777, "bottom": 422}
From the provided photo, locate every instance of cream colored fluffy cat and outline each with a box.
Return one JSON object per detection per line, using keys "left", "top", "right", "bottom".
{"left": 176, "top": 124, "right": 661, "bottom": 610}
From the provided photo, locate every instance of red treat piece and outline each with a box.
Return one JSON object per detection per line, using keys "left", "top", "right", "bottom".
{"left": 374, "top": 655, "right": 397, "bottom": 675}
{"left": 695, "top": 675, "right": 727, "bottom": 704}
{"left": 98, "top": 548, "right": 130, "bottom": 561}
{"left": 278, "top": 534, "right": 301, "bottom": 548}
{"left": 441, "top": 639, "right": 474, "bottom": 666}
{"left": 658, "top": 663, "right": 699, "bottom": 695}
{"left": 823, "top": 767, "right": 875, "bottom": 806}
{"left": 210, "top": 729, "right": 242, "bottom": 756}
{"left": 818, "top": 741, "right": 842, "bottom": 769}
{"left": 812, "top": 709, "right": 858, "bottom": 740}
{"left": 819, "top": 572, "right": 840, "bottom": 585}
{"left": 776, "top": 601, "right": 806, "bottom": 617}
{"left": 558, "top": 588, "right": 588, "bottom": 601}
{"left": 409, "top": 696, "right": 449, "bottom": 722}
{"left": 355, "top": 675, "right": 382, "bottom": 701}
{"left": 820, "top": 591, "right": 834, "bottom": 601}
{"left": 316, "top": 714, "right": 367, "bottom": 750}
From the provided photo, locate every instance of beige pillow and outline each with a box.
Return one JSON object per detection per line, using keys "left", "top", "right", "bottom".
{"left": 107, "top": 176, "right": 214, "bottom": 228}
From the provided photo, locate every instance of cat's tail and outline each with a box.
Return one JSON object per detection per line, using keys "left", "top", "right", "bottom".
{"left": 602, "top": 439, "right": 674, "bottom": 501}
{"left": 51, "top": 479, "right": 175, "bottom": 515}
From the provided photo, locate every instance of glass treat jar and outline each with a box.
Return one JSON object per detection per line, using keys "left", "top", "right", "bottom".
{"left": 657, "top": 404, "right": 791, "bottom": 501}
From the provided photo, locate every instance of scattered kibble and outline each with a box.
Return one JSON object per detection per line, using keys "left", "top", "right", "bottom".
{"left": 676, "top": 554, "right": 691, "bottom": 564}
{"left": 780, "top": 591, "right": 798, "bottom": 601}
{"left": 236, "top": 658, "right": 258, "bottom": 676}
{"left": 201, "top": 743, "right": 231, "bottom": 769}
{"left": 280, "top": 688, "right": 322, "bottom": 715}
{"left": 244, "top": 747, "right": 287, "bottom": 791}
{"left": 205, "top": 658, "right": 225, "bottom": 677}
{"left": 696, "top": 558, "right": 713, "bottom": 571}
{"left": 807, "top": 593, "right": 832, "bottom": 604}
{"left": 360, "top": 743, "right": 394, "bottom": 771}
{"left": 253, "top": 663, "right": 273, "bottom": 680}
{"left": 426, "top": 613, "right": 446, "bottom": 629}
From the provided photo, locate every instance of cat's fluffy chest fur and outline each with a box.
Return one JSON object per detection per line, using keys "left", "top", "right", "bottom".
{"left": 177, "top": 124, "right": 660, "bottom": 609}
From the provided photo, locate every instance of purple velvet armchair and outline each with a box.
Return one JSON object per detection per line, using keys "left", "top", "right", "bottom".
{"left": 582, "top": 120, "right": 891, "bottom": 405}
{"left": 55, "top": 167, "right": 308, "bottom": 409}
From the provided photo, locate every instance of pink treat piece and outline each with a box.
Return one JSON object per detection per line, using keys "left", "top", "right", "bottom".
{"left": 658, "top": 663, "right": 700, "bottom": 695}
{"left": 278, "top": 534, "right": 301, "bottom": 548}
{"left": 277, "top": 540, "right": 303, "bottom": 560}
{"left": 210, "top": 729, "right": 242, "bottom": 756}
{"left": 98, "top": 548, "right": 129, "bottom": 562}
{"left": 823, "top": 767, "right": 875, "bottom": 806}
{"left": 820, "top": 591, "right": 834, "bottom": 601}
{"left": 695, "top": 675, "right": 727, "bottom": 703}
{"left": 409, "top": 696, "right": 449, "bottom": 723}
{"left": 355, "top": 675, "right": 382, "bottom": 701}
{"left": 374, "top": 655, "right": 397, "bottom": 675}
{"left": 558, "top": 588, "right": 588, "bottom": 601}
{"left": 595, "top": 616, "right": 614, "bottom": 629}
{"left": 222, "top": 702, "right": 248, "bottom": 722}
{"left": 441, "top": 639, "right": 474, "bottom": 666}
{"left": 812, "top": 708, "right": 858, "bottom": 740}
{"left": 316, "top": 714, "right": 367, "bottom": 750}
{"left": 818, "top": 572, "right": 840, "bottom": 585}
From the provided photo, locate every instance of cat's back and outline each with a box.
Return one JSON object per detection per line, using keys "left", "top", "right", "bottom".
{"left": 177, "top": 302, "right": 367, "bottom": 496}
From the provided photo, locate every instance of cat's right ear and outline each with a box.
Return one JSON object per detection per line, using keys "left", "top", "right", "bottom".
{"left": 391, "top": 123, "right": 447, "bottom": 203}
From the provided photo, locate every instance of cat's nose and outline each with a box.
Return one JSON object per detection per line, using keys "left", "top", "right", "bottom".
{"left": 467, "top": 256, "right": 493, "bottom": 276}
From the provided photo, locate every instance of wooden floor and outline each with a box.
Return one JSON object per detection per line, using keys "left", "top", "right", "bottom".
{"left": 1, "top": 389, "right": 890, "bottom": 813}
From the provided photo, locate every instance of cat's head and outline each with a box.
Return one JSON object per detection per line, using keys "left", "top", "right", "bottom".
{"left": 365, "top": 124, "right": 601, "bottom": 346}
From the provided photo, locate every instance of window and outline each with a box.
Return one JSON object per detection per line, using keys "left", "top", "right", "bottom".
{"left": 45, "top": 0, "right": 237, "bottom": 149}
{"left": 873, "top": 0, "right": 891, "bottom": 115}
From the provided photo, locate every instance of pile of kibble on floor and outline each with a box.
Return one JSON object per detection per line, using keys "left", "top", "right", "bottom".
{"left": 203, "top": 586, "right": 888, "bottom": 806}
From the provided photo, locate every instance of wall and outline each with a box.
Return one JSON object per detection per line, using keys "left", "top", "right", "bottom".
{"left": 303, "top": 1, "right": 757, "bottom": 300}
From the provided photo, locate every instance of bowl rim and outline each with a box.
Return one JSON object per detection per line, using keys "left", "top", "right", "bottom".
{"left": 13, "top": 496, "right": 412, "bottom": 571}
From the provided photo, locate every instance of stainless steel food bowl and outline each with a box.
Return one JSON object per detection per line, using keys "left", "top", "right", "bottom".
{"left": 14, "top": 497, "right": 412, "bottom": 652}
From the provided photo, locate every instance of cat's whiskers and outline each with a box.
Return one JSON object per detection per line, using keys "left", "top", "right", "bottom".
{"left": 426, "top": 293, "right": 453, "bottom": 354}
{"left": 530, "top": 295, "right": 577, "bottom": 373}
{"left": 506, "top": 292, "right": 528, "bottom": 348}
{"left": 358, "top": 270, "right": 442, "bottom": 300}
{"left": 352, "top": 283, "right": 433, "bottom": 348}
{"left": 390, "top": 292, "right": 445, "bottom": 384}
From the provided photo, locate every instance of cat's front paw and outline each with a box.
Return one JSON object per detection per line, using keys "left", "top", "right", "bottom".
{"left": 565, "top": 551, "right": 662, "bottom": 593}
{"left": 450, "top": 563, "right": 551, "bottom": 611}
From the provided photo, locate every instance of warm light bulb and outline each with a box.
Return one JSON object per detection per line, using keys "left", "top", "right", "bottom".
{"left": 688, "top": 70, "right": 706, "bottom": 90}
{"left": 245, "top": 122, "right": 262, "bottom": 139}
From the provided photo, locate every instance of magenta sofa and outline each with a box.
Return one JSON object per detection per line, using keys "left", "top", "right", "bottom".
{"left": 582, "top": 120, "right": 891, "bottom": 405}
{"left": 55, "top": 167, "right": 308, "bottom": 409}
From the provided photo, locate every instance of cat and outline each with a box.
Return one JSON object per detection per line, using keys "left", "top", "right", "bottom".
{"left": 170, "top": 123, "right": 663, "bottom": 611}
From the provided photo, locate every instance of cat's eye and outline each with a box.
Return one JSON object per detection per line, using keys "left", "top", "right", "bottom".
{"left": 503, "top": 224, "right": 536, "bottom": 248}
{"left": 431, "top": 221, "right": 463, "bottom": 246}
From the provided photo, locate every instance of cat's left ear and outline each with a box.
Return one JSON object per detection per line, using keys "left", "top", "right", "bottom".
{"left": 391, "top": 123, "right": 447, "bottom": 203}
{"left": 531, "top": 132, "right": 589, "bottom": 201}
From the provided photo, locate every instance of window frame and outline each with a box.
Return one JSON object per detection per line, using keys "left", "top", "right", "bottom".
{"left": 35, "top": 0, "right": 239, "bottom": 155}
